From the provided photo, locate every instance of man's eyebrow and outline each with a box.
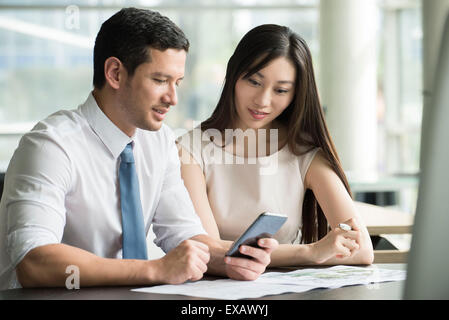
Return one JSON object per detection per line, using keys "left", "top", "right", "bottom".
{"left": 151, "top": 72, "right": 184, "bottom": 81}
{"left": 151, "top": 72, "right": 172, "bottom": 78}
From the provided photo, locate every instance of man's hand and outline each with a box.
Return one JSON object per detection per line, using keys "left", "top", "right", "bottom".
{"left": 224, "top": 238, "right": 279, "bottom": 281}
{"left": 153, "top": 239, "right": 210, "bottom": 284}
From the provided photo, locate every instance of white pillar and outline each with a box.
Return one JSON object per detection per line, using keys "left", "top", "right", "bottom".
{"left": 382, "top": 8, "right": 401, "bottom": 173}
{"left": 320, "top": 0, "right": 378, "bottom": 176}
{"left": 421, "top": 0, "right": 449, "bottom": 153}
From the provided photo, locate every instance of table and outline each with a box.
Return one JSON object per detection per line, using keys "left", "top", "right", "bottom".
{"left": 0, "top": 264, "right": 406, "bottom": 300}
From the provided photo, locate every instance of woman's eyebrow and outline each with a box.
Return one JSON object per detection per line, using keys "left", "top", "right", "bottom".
{"left": 277, "top": 80, "right": 295, "bottom": 84}
{"left": 254, "top": 72, "right": 294, "bottom": 84}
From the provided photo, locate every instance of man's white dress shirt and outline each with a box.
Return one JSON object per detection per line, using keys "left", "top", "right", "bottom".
{"left": 0, "top": 93, "right": 206, "bottom": 289}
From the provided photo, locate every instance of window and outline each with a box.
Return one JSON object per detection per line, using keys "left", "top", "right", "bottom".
{"left": 0, "top": 0, "right": 319, "bottom": 170}
{"left": 377, "top": 0, "right": 422, "bottom": 213}
{"left": 0, "top": 0, "right": 423, "bottom": 214}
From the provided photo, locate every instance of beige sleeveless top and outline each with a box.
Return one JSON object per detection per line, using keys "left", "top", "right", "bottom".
{"left": 177, "top": 128, "right": 319, "bottom": 244}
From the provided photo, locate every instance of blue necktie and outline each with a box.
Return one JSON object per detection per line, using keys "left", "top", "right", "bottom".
{"left": 119, "top": 143, "right": 148, "bottom": 260}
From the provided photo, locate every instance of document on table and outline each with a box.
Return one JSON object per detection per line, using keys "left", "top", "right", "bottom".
{"left": 132, "top": 265, "right": 406, "bottom": 300}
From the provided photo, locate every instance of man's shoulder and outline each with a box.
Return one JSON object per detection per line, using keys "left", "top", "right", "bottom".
{"left": 24, "top": 108, "right": 86, "bottom": 141}
{"left": 15, "top": 108, "right": 88, "bottom": 161}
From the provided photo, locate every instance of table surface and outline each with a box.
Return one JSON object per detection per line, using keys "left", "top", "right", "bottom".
{"left": 0, "top": 264, "right": 406, "bottom": 300}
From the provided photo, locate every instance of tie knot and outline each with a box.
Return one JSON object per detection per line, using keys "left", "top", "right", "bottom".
{"left": 120, "top": 143, "right": 134, "bottom": 163}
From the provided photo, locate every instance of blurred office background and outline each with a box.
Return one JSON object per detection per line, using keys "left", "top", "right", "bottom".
{"left": 0, "top": 1, "right": 448, "bottom": 254}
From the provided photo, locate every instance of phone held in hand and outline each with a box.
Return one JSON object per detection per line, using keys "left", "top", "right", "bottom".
{"left": 225, "top": 212, "right": 287, "bottom": 258}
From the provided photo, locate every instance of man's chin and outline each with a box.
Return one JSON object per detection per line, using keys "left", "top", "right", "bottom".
{"left": 137, "top": 121, "right": 163, "bottom": 132}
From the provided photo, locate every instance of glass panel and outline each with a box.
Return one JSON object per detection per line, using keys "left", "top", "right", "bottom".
{"left": 0, "top": 5, "right": 318, "bottom": 164}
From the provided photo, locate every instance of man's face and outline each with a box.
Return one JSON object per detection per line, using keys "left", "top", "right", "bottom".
{"left": 119, "top": 48, "right": 186, "bottom": 133}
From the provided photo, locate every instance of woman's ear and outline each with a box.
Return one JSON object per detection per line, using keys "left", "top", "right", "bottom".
{"left": 103, "top": 57, "right": 124, "bottom": 90}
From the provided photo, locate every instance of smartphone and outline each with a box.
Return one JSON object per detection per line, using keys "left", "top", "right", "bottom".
{"left": 225, "top": 212, "right": 287, "bottom": 258}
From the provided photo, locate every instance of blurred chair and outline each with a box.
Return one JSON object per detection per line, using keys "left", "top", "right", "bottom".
{"left": 355, "top": 201, "right": 413, "bottom": 263}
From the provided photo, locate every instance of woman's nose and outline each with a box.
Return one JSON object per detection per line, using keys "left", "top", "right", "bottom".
{"left": 253, "top": 89, "right": 271, "bottom": 108}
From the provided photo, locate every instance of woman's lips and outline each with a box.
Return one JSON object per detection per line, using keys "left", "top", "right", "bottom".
{"left": 248, "top": 108, "right": 269, "bottom": 120}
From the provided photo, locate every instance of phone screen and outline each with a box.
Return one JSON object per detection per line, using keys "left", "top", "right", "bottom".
{"left": 225, "top": 212, "right": 287, "bottom": 258}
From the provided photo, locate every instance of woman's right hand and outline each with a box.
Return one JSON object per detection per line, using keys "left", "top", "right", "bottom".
{"left": 309, "top": 222, "right": 360, "bottom": 264}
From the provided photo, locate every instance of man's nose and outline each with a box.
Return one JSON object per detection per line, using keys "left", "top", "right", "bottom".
{"left": 162, "top": 83, "right": 178, "bottom": 106}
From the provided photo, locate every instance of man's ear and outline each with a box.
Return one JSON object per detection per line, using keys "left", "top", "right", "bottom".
{"left": 104, "top": 57, "right": 125, "bottom": 90}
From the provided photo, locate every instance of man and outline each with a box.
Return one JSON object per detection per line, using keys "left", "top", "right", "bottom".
{"left": 0, "top": 8, "right": 277, "bottom": 289}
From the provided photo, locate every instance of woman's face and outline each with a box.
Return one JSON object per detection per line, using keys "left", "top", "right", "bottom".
{"left": 234, "top": 56, "right": 296, "bottom": 131}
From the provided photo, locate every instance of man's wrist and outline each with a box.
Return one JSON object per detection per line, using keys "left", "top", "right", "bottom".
{"left": 141, "top": 258, "right": 164, "bottom": 285}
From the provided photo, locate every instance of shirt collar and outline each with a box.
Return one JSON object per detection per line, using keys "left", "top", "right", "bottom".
{"left": 80, "top": 92, "right": 133, "bottom": 159}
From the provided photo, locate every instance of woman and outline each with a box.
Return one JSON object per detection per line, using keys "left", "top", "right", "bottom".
{"left": 177, "top": 24, "right": 374, "bottom": 266}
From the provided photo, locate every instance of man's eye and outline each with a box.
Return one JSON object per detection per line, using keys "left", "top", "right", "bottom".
{"left": 153, "top": 79, "right": 167, "bottom": 84}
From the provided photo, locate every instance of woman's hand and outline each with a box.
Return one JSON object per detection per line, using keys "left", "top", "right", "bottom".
{"left": 310, "top": 218, "right": 361, "bottom": 264}
{"left": 224, "top": 238, "right": 279, "bottom": 281}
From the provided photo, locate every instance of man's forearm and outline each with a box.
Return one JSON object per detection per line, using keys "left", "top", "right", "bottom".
{"left": 16, "top": 243, "right": 158, "bottom": 287}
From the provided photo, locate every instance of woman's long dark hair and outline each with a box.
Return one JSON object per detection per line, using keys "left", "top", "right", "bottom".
{"left": 201, "top": 24, "right": 352, "bottom": 244}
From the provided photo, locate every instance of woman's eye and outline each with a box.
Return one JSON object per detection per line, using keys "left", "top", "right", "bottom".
{"left": 248, "top": 78, "right": 261, "bottom": 86}
{"left": 276, "top": 88, "right": 289, "bottom": 94}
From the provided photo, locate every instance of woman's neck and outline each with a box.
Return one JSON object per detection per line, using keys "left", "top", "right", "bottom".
{"left": 223, "top": 121, "right": 288, "bottom": 158}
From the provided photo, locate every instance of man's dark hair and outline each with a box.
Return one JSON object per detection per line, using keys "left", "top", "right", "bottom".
{"left": 93, "top": 7, "right": 189, "bottom": 88}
